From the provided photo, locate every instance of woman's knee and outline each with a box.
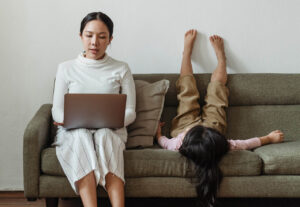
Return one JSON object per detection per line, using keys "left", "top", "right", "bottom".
{"left": 105, "top": 173, "right": 124, "bottom": 188}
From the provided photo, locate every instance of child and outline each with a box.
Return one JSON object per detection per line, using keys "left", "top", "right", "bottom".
{"left": 156, "top": 29, "right": 284, "bottom": 207}
{"left": 156, "top": 123, "right": 283, "bottom": 151}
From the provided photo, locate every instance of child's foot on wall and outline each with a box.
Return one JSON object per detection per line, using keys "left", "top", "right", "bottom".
{"left": 183, "top": 29, "right": 197, "bottom": 56}
{"left": 209, "top": 35, "right": 226, "bottom": 63}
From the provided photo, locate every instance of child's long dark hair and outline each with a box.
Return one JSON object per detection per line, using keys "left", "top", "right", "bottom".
{"left": 179, "top": 125, "right": 229, "bottom": 207}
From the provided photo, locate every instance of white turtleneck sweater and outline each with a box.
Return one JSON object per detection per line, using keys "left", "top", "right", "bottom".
{"left": 52, "top": 53, "right": 136, "bottom": 127}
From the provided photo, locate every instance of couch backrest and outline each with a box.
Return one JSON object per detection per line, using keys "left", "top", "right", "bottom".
{"left": 133, "top": 74, "right": 300, "bottom": 141}
{"left": 49, "top": 74, "right": 300, "bottom": 143}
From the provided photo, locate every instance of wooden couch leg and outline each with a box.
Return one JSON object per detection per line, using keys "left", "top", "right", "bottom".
{"left": 27, "top": 198, "right": 37, "bottom": 201}
{"left": 46, "top": 198, "right": 59, "bottom": 207}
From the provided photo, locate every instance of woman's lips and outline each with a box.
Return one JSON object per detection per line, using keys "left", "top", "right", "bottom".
{"left": 89, "top": 49, "right": 99, "bottom": 54}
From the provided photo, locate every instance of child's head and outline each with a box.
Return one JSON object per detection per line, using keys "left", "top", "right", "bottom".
{"left": 179, "top": 125, "right": 229, "bottom": 163}
{"left": 179, "top": 125, "right": 229, "bottom": 207}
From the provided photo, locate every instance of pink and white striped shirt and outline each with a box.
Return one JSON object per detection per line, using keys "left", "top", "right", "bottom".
{"left": 158, "top": 132, "right": 261, "bottom": 151}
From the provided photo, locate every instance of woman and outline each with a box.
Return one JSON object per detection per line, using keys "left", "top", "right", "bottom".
{"left": 52, "top": 12, "right": 136, "bottom": 207}
{"left": 156, "top": 30, "right": 284, "bottom": 207}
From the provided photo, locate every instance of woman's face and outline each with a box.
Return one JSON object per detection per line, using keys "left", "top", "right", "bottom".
{"left": 80, "top": 20, "right": 112, "bottom": 60}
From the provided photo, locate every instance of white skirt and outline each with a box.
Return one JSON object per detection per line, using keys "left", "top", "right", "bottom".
{"left": 53, "top": 126, "right": 127, "bottom": 194}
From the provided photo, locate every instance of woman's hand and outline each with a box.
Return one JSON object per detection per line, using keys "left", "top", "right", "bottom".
{"left": 53, "top": 121, "right": 64, "bottom": 126}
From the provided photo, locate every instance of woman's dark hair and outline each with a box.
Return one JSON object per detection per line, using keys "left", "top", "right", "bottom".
{"left": 80, "top": 12, "right": 114, "bottom": 38}
{"left": 179, "top": 125, "right": 229, "bottom": 207}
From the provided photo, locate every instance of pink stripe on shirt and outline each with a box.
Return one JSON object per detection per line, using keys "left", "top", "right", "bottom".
{"left": 158, "top": 132, "right": 261, "bottom": 151}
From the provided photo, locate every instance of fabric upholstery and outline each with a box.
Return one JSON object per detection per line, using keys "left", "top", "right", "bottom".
{"left": 254, "top": 141, "right": 300, "bottom": 175}
{"left": 39, "top": 175, "right": 300, "bottom": 198}
{"left": 41, "top": 146, "right": 262, "bottom": 177}
{"left": 226, "top": 105, "right": 300, "bottom": 141}
{"left": 23, "top": 104, "right": 52, "bottom": 198}
{"left": 126, "top": 79, "right": 169, "bottom": 148}
{"left": 133, "top": 74, "right": 300, "bottom": 106}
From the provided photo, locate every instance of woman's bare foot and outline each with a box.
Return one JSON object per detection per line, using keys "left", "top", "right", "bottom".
{"left": 209, "top": 35, "right": 226, "bottom": 63}
{"left": 183, "top": 29, "right": 197, "bottom": 56}
{"left": 210, "top": 35, "right": 227, "bottom": 84}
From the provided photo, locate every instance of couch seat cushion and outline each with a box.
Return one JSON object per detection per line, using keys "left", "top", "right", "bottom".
{"left": 219, "top": 150, "right": 262, "bottom": 176}
{"left": 254, "top": 141, "right": 300, "bottom": 175}
{"left": 41, "top": 146, "right": 262, "bottom": 177}
{"left": 185, "top": 149, "right": 262, "bottom": 177}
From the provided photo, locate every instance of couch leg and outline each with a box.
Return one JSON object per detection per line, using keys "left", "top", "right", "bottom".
{"left": 46, "top": 198, "right": 59, "bottom": 207}
{"left": 27, "top": 198, "right": 37, "bottom": 201}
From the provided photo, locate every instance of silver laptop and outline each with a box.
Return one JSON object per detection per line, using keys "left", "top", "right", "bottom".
{"left": 63, "top": 94, "right": 127, "bottom": 130}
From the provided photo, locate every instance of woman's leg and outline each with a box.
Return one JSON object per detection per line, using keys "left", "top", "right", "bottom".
{"left": 105, "top": 173, "right": 125, "bottom": 207}
{"left": 93, "top": 128, "right": 127, "bottom": 207}
{"left": 202, "top": 35, "right": 229, "bottom": 135}
{"left": 55, "top": 128, "right": 100, "bottom": 207}
{"left": 77, "top": 171, "right": 98, "bottom": 207}
{"left": 170, "top": 30, "right": 202, "bottom": 137}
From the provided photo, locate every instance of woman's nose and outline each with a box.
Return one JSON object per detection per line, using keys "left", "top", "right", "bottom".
{"left": 91, "top": 36, "right": 98, "bottom": 46}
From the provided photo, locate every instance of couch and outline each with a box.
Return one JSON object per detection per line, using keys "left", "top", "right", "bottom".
{"left": 23, "top": 74, "right": 300, "bottom": 207}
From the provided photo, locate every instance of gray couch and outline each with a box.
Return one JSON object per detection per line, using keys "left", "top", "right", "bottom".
{"left": 23, "top": 74, "right": 300, "bottom": 207}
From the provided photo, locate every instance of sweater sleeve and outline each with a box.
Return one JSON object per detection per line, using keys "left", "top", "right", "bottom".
{"left": 157, "top": 132, "right": 185, "bottom": 151}
{"left": 158, "top": 136, "right": 179, "bottom": 151}
{"left": 228, "top": 137, "right": 262, "bottom": 150}
{"left": 121, "top": 64, "right": 136, "bottom": 126}
{"left": 51, "top": 64, "right": 68, "bottom": 123}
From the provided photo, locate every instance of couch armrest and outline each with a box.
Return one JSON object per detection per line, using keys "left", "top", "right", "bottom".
{"left": 23, "top": 104, "right": 52, "bottom": 198}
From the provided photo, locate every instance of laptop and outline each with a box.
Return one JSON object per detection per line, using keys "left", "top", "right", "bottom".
{"left": 63, "top": 94, "right": 127, "bottom": 130}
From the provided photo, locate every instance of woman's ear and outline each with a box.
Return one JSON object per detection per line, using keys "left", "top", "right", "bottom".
{"left": 109, "top": 36, "right": 113, "bottom": 44}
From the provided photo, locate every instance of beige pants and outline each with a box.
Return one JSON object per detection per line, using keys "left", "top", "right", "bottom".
{"left": 170, "top": 75, "right": 229, "bottom": 137}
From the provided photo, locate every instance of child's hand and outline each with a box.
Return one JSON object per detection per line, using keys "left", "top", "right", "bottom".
{"left": 267, "top": 130, "right": 284, "bottom": 143}
{"left": 155, "top": 122, "right": 165, "bottom": 140}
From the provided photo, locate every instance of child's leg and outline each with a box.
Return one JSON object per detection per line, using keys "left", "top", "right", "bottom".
{"left": 202, "top": 35, "right": 229, "bottom": 135}
{"left": 180, "top": 29, "right": 196, "bottom": 76}
{"left": 171, "top": 30, "right": 202, "bottom": 137}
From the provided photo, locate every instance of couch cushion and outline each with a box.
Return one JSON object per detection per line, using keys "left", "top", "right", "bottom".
{"left": 41, "top": 146, "right": 262, "bottom": 177}
{"left": 133, "top": 74, "right": 300, "bottom": 107}
{"left": 126, "top": 80, "right": 169, "bottom": 148}
{"left": 226, "top": 105, "right": 300, "bottom": 142}
{"left": 219, "top": 150, "right": 262, "bottom": 176}
{"left": 186, "top": 150, "right": 262, "bottom": 177}
{"left": 254, "top": 141, "right": 300, "bottom": 175}
{"left": 41, "top": 147, "right": 188, "bottom": 177}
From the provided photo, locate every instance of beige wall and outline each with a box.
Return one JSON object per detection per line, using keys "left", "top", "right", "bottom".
{"left": 0, "top": 0, "right": 299, "bottom": 190}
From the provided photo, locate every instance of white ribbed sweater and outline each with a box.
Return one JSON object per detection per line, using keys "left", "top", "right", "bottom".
{"left": 52, "top": 53, "right": 136, "bottom": 126}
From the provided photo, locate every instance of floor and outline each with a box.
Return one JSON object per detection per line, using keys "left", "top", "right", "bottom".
{"left": 1, "top": 192, "right": 300, "bottom": 207}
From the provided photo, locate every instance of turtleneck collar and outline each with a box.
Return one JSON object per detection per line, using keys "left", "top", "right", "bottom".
{"left": 76, "top": 52, "right": 110, "bottom": 69}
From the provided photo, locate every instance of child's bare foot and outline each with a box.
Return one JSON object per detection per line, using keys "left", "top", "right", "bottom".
{"left": 209, "top": 35, "right": 226, "bottom": 63}
{"left": 267, "top": 130, "right": 284, "bottom": 143}
{"left": 183, "top": 29, "right": 197, "bottom": 56}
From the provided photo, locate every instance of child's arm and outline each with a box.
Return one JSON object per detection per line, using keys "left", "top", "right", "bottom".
{"left": 259, "top": 130, "right": 284, "bottom": 145}
{"left": 155, "top": 122, "right": 184, "bottom": 151}
{"left": 229, "top": 130, "right": 284, "bottom": 150}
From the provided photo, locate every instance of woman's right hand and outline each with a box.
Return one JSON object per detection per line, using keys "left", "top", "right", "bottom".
{"left": 53, "top": 121, "right": 64, "bottom": 126}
